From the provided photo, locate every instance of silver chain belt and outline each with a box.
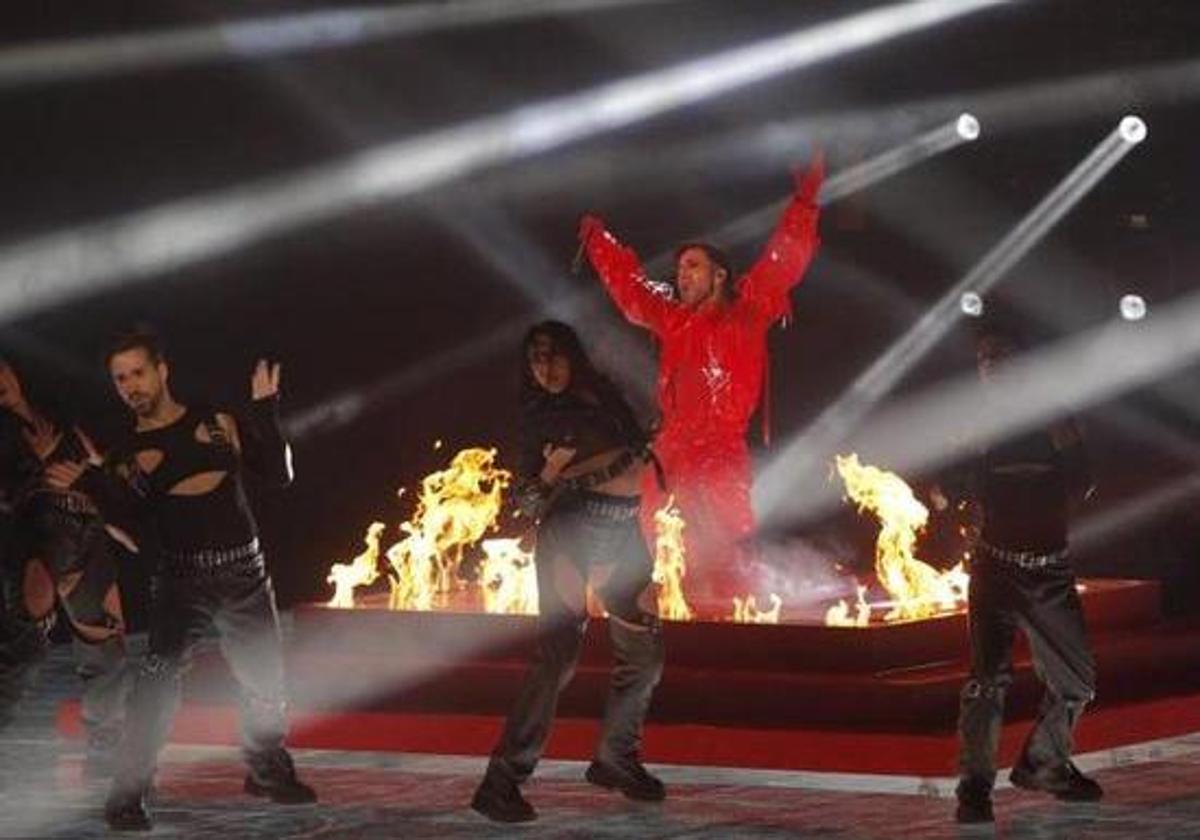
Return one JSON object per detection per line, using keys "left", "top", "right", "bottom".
{"left": 574, "top": 493, "right": 640, "bottom": 521}
{"left": 978, "top": 540, "right": 1069, "bottom": 570}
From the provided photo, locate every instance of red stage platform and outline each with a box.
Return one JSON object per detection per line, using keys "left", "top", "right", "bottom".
{"left": 187, "top": 578, "right": 1180, "bottom": 727}
{"left": 58, "top": 578, "right": 1200, "bottom": 774}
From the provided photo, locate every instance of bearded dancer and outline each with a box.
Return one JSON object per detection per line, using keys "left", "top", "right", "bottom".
{"left": 578, "top": 158, "right": 823, "bottom": 614}
{"left": 58, "top": 330, "right": 315, "bottom": 830}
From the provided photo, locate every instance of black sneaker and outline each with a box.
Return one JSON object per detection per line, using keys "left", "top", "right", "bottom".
{"left": 585, "top": 759, "right": 666, "bottom": 802}
{"left": 471, "top": 772, "right": 536, "bottom": 823}
{"left": 1010, "top": 760, "right": 1103, "bottom": 802}
{"left": 954, "top": 779, "right": 994, "bottom": 825}
{"left": 104, "top": 787, "right": 152, "bottom": 832}
{"left": 244, "top": 748, "right": 317, "bottom": 804}
{"left": 955, "top": 793, "right": 994, "bottom": 824}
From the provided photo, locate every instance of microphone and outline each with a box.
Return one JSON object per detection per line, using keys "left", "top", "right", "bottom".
{"left": 570, "top": 229, "right": 592, "bottom": 276}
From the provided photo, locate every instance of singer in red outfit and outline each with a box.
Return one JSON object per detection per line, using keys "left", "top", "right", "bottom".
{"left": 578, "top": 157, "right": 824, "bottom": 616}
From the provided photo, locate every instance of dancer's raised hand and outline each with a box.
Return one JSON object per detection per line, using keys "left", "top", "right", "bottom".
{"left": 251, "top": 359, "right": 282, "bottom": 401}
{"left": 577, "top": 214, "right": 605, "bottom": 244}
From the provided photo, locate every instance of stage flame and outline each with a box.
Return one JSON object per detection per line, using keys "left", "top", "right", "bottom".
{"left": 824, "top": 580, "right": 871, "bottom": 627}
{"left": 833, "top": 453, "right": 968, "bottom": 623}
{"left": 386, "top": 523, "right": 438, "bottom": 610}
{"left": 733, "top": 593, "right": 783, "bottom": 624}
{"left": 479, "top": 537, "right": 538, "bottom": 615}
{"left": 652, "top": 497, "right": 693, "bottom": 622}
{"left": 386, "top": 447, "right": 511, "bottom": 610}
{"left": 326, "top": 522, "right": 385, "bottom": 608}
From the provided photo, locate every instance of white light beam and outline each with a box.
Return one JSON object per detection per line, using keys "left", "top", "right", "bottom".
{"left": 0, "top": 0, "right": 687, "bottom": 88}
{"left": 754, "top": 116, "right": 1147, "bottom": 521}
{"left": 0, "top": 0, "right": 1016, "bottom": 325}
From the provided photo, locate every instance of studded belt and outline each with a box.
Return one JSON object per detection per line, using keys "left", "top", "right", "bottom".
{"left": 567, "top": 491, "right": 640, "bottom": 522}
{"left": 162, "top": 538, "right": 264, "bottom": 577}
{"left": 31, "top": 489, "right": 99, "bottom": 517}
{"left": 563, "top": 449, "right": 640, "bottom": 492}
{"left": 978, "top": 540, "right": 1069, "bottom": 570}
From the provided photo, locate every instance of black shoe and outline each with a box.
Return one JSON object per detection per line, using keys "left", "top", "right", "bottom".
{"left": 104, "top": 788, "right": 151, "bottom": 832}
{"left": 244, "top": 749, "right": 317, "bottom": 804}
{"left": 471, "top": 772, "right": 537, "bottom": 823}
{"left": 954, "top": 779, "right": 994, "bottom": 824}
{"left": 955, "top": 794, "right": 994, "bottom": 824}
{"left": 585, "top": 759, "right": 666, "bottom": 802}
{"left": 1010, "top": 760, "right": 1103, "bottom": 802}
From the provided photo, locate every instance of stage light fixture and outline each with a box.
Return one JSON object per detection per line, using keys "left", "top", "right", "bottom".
{"left": 1120, "top": 294, "right": 1147, "bottom": 321}
{"left": 1119, "top": 115, "right": 1147, "bottom": 144}
{"left": 956, "top": 113, "right": 981, "bottom": 140}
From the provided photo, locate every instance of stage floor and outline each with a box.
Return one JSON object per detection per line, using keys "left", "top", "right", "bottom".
{"left": 6, "top": 725, "right": 1200, "bottom": 838}
{"left": 9, "top": 632, "right": 1200, "bottom": 839}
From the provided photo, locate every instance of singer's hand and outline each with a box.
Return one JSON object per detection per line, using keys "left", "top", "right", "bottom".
{"left": 793, "top": 149, "right": 826, "bottom": 206}
{"left": 578, "top": 214, "right": 605, "bottom": 244}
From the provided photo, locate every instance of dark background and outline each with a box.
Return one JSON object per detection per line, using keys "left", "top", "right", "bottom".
{"left": 2, "top": 0, "right": 1198, "bottom": 619}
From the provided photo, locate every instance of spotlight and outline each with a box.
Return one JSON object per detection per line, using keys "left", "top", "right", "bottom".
{"left": 960, "top": 291, "right": 984, "bottom": 317}
{"left": 1119, "top": 115, "right": 1147, "bottom": 144}
{"left": 956, "top": 112, "right": 981, "bottom": 141}
{"left": 1120, "top": 294, "right": 1147, "bottom": 321}
{"left": 754, "top": 116, "right": 1150, "bottom": 524}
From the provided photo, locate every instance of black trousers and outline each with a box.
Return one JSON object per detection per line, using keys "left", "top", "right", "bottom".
{"left": 0, "top": 521, "right": 38, "bottom": 730}
{"left": 112, "top": 551, "right": 289, "bottom": 793}
{"left": 489, "top": 492, "right": 665, "bottom": 784}
{"left": 0, "top": 503, "right": 128, "bottom": 747}
{"left": 957, "top": 553, "right": 1095, "bottom": 795}
{"left": 0, "top": 610, "right": 43, "bottom": 731}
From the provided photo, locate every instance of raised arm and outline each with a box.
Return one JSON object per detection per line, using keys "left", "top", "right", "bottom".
{"left": 237, "top": 360, "right": 294, "bottom": 488}
{"left": 579, "top": 215, "right": 680, "bottom": 336}
{"left": 739, "top": 155, "right": 824, "bottom": 323}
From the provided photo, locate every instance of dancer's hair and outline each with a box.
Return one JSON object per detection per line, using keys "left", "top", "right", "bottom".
{"left": 518, "top": 320, "right": 645, "bottom": 441}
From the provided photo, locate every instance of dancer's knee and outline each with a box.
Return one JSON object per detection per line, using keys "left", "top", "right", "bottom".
{"left": 62, "top": 577, "right": 125, "bottom": 643}
{"left": 961, "top": 677, "right": 1007, "bottom": 705}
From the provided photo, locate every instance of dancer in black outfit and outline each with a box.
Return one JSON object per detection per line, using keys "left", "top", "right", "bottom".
{"left": 0, "top": 358, "right": 129, "bottom": 769}
{"left": 472, "top": 321, "right": 666, "bottom": 823}
{"left": 954, "top": 330, "right": 1102, "bottom": 824}
{"left": 0, "top": 408, "right": 43, "bottom": 733}
{"left": 57, "top": 330, "right": 315, "bottom": 830}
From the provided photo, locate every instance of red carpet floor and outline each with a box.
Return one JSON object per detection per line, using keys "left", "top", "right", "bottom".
{"left": 58, "top": 689, "right": 1200, "bottom": 776}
